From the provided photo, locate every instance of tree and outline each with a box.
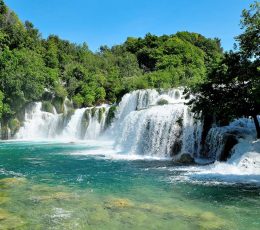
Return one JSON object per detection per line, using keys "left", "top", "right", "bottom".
{"left": 236, "top": 1, "right": 260, "bottom": 58}
{"left": 0, "top": 90, "right": 3, "bottom": 119}
{"left": 189, "top": 2, "right": 260, "bottom": 138}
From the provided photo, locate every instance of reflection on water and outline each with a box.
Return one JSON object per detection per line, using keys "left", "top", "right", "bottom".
{"left": 0, "top": 141, "right": 259, "bottom": 230}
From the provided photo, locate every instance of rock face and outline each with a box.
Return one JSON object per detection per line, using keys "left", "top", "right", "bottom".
{"left": 219, "top": 133, "right": 238, "bottom": 161}
{"left": 202, "top": 118, "right": 254, "bottom": 161}
{"left": 176, "top": 153, "right": 195, "bottom": 164}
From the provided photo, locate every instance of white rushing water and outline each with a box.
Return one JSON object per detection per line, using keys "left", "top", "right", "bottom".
{"left": 15, "top": 89, "right": 202, "bottom": 159}
{"left": 15, "top": 102, "right": 109, "bottom": 141}
{"left": 167, "top": 139, "right": 260, "bottom": 185}
{"left": 13, "top": 88, "right": 260, "bottom": 182}
{"left": 108, "top": 89, "right": 201, "bottom": 159}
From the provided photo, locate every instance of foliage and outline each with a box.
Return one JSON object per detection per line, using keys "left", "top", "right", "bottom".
{"left": 0, "top": 0, "right": 222, "bottom": 129}
{"left": 188, "top": 2, "right": 260, "bottom": 138}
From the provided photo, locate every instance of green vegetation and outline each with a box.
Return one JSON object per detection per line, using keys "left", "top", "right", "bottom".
{"left": 0, "top": 0, "right": 222, "bottom": 132}
{"left": 0, "top": 0, "right": 258, "bottom": 139}
{"left": 189, "top": 2, "right": 260, "bottom": 138}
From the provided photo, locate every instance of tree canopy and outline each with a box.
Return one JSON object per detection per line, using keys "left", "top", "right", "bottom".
{"left": 189, "top": 2, "right": 260, "bottom": 138}
{"left": 0, "top": 0, "right": 222, "bottom": 128}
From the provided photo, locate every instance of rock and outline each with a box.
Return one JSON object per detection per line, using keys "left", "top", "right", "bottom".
{"left": 0, "top": 209, "right": 25, "bottom": 229}
{"left": 30, "top": 192, "right": 75, "bottom": 203}
{"left": 219, "top": 134, "right": 238, "bottom": 161}
{"left": 52, "top": 192, "right": 75, "bottom": 200}
{"left": 0, "top": 178, "right": 26, "bottom": 189}
{"left": 198, "top": 211, "right": 228, "bottom": 230}
{"left": 0, "top": 209, "right": 10, "bottom": 221}
{"left": 157, "top": 99, "right": 169, "bottom": 105}
{"left": 0, "top": 194, "right": 10, "bottom": 204}
{"left": 91, "top": 107, "right": 97, "bottom": 117}
{"left": 41, "top": 101, "right": 55, "bottom": 113}
{"left": 88, "top": 206, "right": 110, "bottom": 224}
{"left": 176, "top": 154, "right": 195, "bottom": 164}
{"left": 52, "top": 96, "right": 65, "bottom": 114}
{"left": 98, "top": 107, "right": 106, "bottom": 123}
{"left": 104, "top": 105, "right": 117, "bottom": 129}
{"left": 105, "top": 198, "right": 133, "bottom": 209}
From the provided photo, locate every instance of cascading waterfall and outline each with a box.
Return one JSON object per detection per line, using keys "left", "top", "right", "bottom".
{"left": 13, "top": 88, "right": 259, "bottom": 168}
{"left": 84, "top": 106, "right": 109, "bottom": 139}
{"left": 204, "top": 117, "right": 259, "bottom": 160}
{"left": 61, "top": 108, "right": 87, "bottom": 140}
{"left": 15, "top": 89, "right": 203, "bottom": 159}
{"left": 15, "top": 102, "right": 109, "bottom": 140}
{"left": 108, "top": 89, "right": 202, "bottom": 159}
{"left": 16, "top": 102, "right": 61, "bottom": 139}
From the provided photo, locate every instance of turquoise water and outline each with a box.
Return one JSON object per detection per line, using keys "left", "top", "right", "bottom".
{"left": 0, "top": 141, "right": 259, "bottom": 230}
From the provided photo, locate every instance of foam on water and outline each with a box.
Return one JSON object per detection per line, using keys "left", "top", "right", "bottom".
{"left": 164, "top": 139, "right": 260, "bottom": 185}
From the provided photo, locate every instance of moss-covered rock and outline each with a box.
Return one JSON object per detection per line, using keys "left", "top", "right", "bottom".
{"left": 41, "top": 101, "right": 54, "bottom": 113}
{"left": 176, "top": 154, "right": 195, "bottom": 164}
{"left": 0, "top": 209, "right": 26, "bottom": 229}
{"left": 157, "top": 98, "right": 169, "bottom": 105}
{"left": 105, "top": 198, "right": 134, "bottom": 209}
{"left": 0, "top": 193, "right": 9, "bottom": 205}
{"left": 170, "top": 117, "right": 183, "bottom": 157}
{"left": 0, "top": 177, "right": 27, "bottom": 189}
{"left": 98, "top": 107, "right": 106, "bottom": 123}
{"left": 30, "top": 192, "right": 75, "bottom": 203}
{"left": 8, "top": 118, "right": 20, "bottom": 137}
{"left": 91, "top": 107, "right": 97, "bottom": 117}
{"left": 104, "top": 105, "right": 117, "bottom": 129}
{"left": 80, "top": 109, "right": 90, "bottom": 138}
{"left": 52, "top": 96, "right": 64, "bottom": 114}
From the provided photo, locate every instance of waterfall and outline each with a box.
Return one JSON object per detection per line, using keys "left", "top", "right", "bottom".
{"left": 16, "top": 102, "right": 61, "bottom": 139}
{"left": 61, "top": 108, "right": 86, "bottom": 140}
{"left": 84, "top": 106, "right": 109, "bottom": 139}
{"left": 108, "top": 89, "right": 202, "bottom": 158}
{"left": 15, "top": 103, "right": 109, "bottom": 140}
{"left": 14, "top": 89, "right": 203, "bottom": 158}
{"left": 13, "top": 88, "right": 259, "bottom": 164}
{"left": 203, "top": 117, "right": 258, "bottom": 161}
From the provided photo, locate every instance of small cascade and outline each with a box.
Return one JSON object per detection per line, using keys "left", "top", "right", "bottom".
{"left": 16, "top": 102, "right": 61, "bottom": 139}
{"left": 203, "top": 117, "right": 258, "bottom": 161}
{"left": 84, "top": 106, "right": 109, "bottom": 139}
{"left": 16, "top": 102, "right": 110, "bottom": 140}
{"left": 181, "top": 106, "right": 202, "bottom": 157}
{"left": 61, "top": 108, "right": 86, "bottom": 139}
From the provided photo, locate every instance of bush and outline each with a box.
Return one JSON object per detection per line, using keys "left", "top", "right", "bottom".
{"left": 41, "top": 101, "right": 54, "bottom": 113}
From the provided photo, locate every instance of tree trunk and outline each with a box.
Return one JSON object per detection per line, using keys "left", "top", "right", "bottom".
{"left": 252, "top": 115, "right": 260, "bottom": 139}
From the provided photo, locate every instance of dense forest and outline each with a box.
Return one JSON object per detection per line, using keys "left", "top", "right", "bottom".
{"left": 0, "top": 0, "right": 259, "bottom": 138}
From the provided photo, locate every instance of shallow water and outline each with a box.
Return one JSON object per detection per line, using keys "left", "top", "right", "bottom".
{"left": 0, "top": 141, "right": 259, "bottom": 230}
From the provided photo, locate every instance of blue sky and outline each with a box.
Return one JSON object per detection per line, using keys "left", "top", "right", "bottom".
{"left": 5, "top": 0, "right": 253, "bottom": 52}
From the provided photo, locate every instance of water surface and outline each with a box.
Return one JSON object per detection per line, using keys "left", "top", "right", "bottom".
{"left": 0, "top": 141, "right": 259, "bottom": 229}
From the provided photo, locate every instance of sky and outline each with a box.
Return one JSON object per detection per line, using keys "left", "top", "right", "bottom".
{"left": 4, "top": 0, "right": 254, "bottom": 52}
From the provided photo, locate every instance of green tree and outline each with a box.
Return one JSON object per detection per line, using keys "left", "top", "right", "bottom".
{"left": 189, "top": 2, "right": 260, "bottom": 138}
